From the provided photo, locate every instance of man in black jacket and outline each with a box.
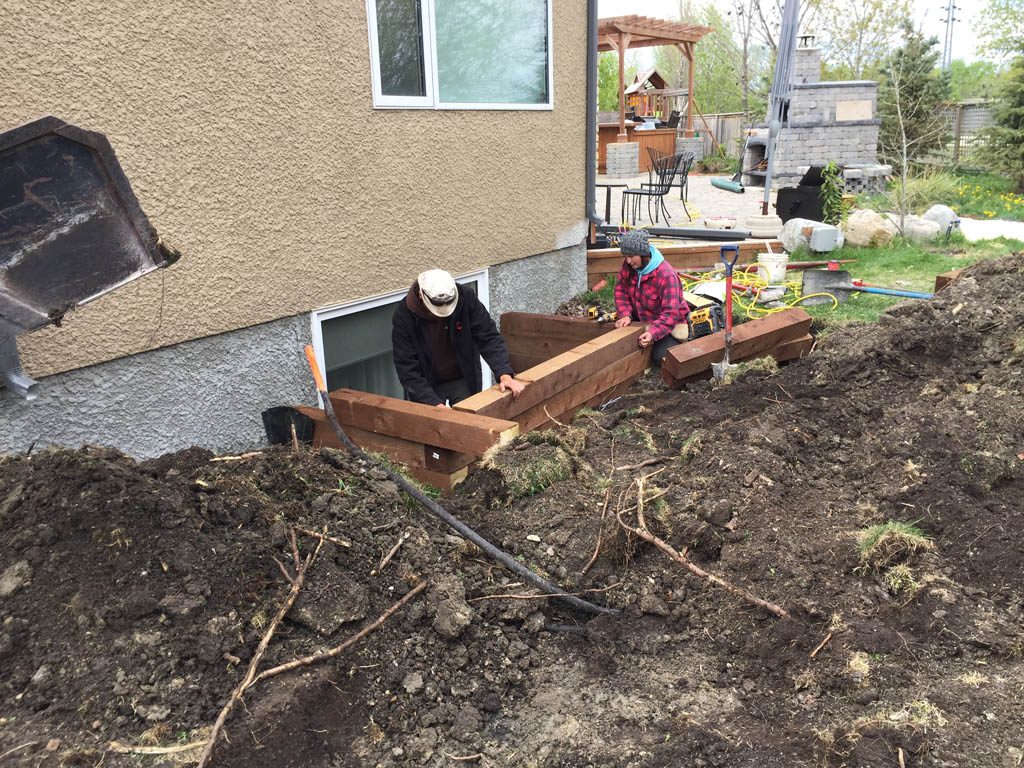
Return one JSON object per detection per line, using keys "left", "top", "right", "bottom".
{"left": 392, "top": 269, "right": 526, "bottom": 407}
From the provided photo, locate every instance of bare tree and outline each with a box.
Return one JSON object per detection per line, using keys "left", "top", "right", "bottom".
{"left": 872, "top": 33, "right": 950, "bottom": 231}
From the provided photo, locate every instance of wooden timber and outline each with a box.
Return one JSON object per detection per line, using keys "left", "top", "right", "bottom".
{"left": 512, "top": 348, "right": 650, "bottom": 432}
{"left": 661, "top": 309, "right": 812, "bottom": 388}
{"left": 664, "top": 332, "right": 815, "bottom": 386}
{"left": 456, "top": 326, "right": 646, "bottom": 425}
{"left": 327, "top": 388, "right": 519, "bottom": 455}
{"left": 935, "top": 268, "right": 965, "bottom": 292}
{"left": 295, "top": 406, "right": 472, "bottom": 493}
{"left": 501, "top": 312, "right": 613, "bottom": 373}
{"left": 587, "top": 239, "right": 784, "bottom": 287}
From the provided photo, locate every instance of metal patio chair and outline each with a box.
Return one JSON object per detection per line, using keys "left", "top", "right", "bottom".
{"left": 639, "top": 148, "right": 694, "bottom": 222}
{"left": 621, "top": 151, "right": 685, "bottom": 226}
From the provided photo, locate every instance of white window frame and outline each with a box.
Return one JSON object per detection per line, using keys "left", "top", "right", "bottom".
{"left": 366, "top": 0, "right": 554, "bottom": 111}
{"left": 309, "top": 268, "right": 491, "bottom": 405}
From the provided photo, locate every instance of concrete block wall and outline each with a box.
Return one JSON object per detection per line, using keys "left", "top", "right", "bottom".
{"left": 792, "top": 47, "right": 822, "bottom": 85}
{"left": 790, "top": 82, "right": 878, "bottom": 123}
{"left": 605, "top": 142, "right": 639, "bottom": 179}
{"left": 675, "top": 137, "right": 705, "bottom": 163}
{"left": 769, "top": 120, "right": 881, "bottom": 182}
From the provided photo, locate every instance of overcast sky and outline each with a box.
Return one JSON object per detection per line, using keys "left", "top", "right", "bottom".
{"left": 597, "top": 0, "right": 983, "bottom": 64}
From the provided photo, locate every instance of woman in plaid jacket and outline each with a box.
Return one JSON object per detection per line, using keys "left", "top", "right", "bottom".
{"left": 613, "top": 229, "right": 688, "bottom": 366}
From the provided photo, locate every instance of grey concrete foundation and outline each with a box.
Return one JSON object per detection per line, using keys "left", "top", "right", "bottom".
{"left": 0, "top": 316, "right": 318, "bottom": 460}
{"left": 490, "top": 242, "right": 587, "bottom": 324}
{"left": 605, "top": 142, "right": 639, "bottom": 178}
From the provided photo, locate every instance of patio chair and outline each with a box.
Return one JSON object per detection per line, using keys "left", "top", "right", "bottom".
{"left": 621, "top": 151, "right": 685, "bottom": 226}
{"left": 667, "top": 110, "right": 681, "bottom": 130}
{"left": 642, "top": 148, "right": 695, "bottom": 221}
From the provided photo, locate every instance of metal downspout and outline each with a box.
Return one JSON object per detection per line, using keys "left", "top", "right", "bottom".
{"left": 585, "top": 0, "right": 603, "bottom": 226}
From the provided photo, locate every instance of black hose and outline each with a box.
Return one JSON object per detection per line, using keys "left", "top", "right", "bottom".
{"left": 315, "top": 389, "right": 617, "bottom": 616}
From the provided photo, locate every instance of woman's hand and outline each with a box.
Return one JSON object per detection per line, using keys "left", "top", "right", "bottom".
{"left": 614, "top": 315, "right": 632, "bottom": 328}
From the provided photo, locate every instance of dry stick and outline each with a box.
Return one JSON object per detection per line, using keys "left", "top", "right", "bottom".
{"left": 810, "top": 632, "right": 833, "bottom": 658}
{"left": 252, "top": 580, "right": 428, "bottom": 684}
{"left": 296, "top": 525, "right": 352, "bottom": 549}
{"left": 898, "top": 747, "right": 906, "bottom": 768}
{"left": 209, "top": 451, "right": 263, "bottom": 463}
{"left": 623, "top": 477, "right": 790, "bottom": 620}
{"left": 195, "top": 534, "right": 324, "bottom": 768}
{"left": 614, "top": 458, "right": 664, "bottom": 472}
{"left": 372, "top": 530, "right": 410, "bottom": 575}
{"left": 582, "top": 488, "right": 613, "bottom": 575}
{"left": 302, "top": 346, "right": 615, "bottom": 617}
{"left": 108, "top": 741, "right": 206, "bottom": 755}
{"left": 468, "top": 582, "right": 623, "bottom": 603}
{"left": 0, "top": 742, "right": 38, "bottom": 761}
{"left": 290, "top": 421, "right": 300, "bottom": 452}
{"left": 446, "top": 753, "right": 484, "bottom": 762}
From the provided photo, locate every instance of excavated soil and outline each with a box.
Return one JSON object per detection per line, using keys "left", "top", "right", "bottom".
{"left": 1, "top": 256, "right": 1023, "bottom": 768}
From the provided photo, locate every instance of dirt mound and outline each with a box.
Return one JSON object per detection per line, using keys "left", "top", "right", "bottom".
{"left": 1, "top": 256, "right": 1023, "bottom": 767}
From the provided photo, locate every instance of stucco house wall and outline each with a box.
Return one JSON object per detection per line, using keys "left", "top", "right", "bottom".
{"left": 0, "top": 0, "right": 590, "bottom": 457}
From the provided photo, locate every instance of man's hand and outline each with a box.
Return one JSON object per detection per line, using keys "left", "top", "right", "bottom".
{"left": 638, "top": 331, "right": 653, "bottom": 348}
{"left": 435, "top": 402, "right": 450, "bottom": 409}
{"left": 614, "top": 315, "right": 632, "bottom": 328}
{"left": 499, "top": 374, "right": 527, "bottom": 400}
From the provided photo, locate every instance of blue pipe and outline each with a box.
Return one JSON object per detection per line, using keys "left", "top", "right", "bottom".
{"left": 852, "top": 286, "right": 934, "bottom": 300}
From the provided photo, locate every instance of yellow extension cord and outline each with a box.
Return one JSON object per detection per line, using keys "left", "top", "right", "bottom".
{"left": 679, "top": 266, "right": 839, "bottom": 317}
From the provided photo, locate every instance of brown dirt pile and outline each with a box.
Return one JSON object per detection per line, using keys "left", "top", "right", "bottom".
{"left": 1, "top": 256, "right": 1023, "bottom": 767}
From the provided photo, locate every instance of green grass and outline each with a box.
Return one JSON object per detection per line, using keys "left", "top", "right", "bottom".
{"left": 579, "top": 278, "right": 616, "bottom": 311}
{"left": 800, "top": 235, "right": 1024, "bottom": 327}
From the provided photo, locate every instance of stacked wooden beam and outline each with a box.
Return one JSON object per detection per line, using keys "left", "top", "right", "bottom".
{"left": 587, "top": 239, "right": 783, "bottom": 287}
{"left": 501, "top": 312, "right": 613, "bottom": 372}
{"left": 295, "top": 390, "right": 519, "bottom": 493}
{"left": 457, "top": 326, "right": 651, "bottom": 432}
{"left": 661, "top": 309, "right": 813, "bottom": 388}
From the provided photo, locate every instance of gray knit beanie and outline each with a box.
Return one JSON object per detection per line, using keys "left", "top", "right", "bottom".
{"left": 620, "top": 229, "right": 650, "bottom": 257}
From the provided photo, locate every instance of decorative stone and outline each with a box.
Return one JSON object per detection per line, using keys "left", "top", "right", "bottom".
{"left": 923, "top": 204, "right": 959, "bottom": 233}
{"left": 843, "top": 209, "right": 897, "bottom": 247}
{"left": 890, "top": 214, "right": 942, "bottom": 243}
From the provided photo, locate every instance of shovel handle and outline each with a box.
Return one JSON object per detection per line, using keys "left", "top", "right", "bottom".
{"left": 720, "top": 244, "right": 740, "bottom": 275}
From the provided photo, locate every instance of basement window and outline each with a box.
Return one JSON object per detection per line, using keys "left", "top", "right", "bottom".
{"left": 366, "top": 0, "right": 552, "bottom": 109}
{"left": 311, "top": 270, "right": 490, "bottom": 399}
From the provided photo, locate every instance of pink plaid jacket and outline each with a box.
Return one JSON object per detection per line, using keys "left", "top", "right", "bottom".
{"left": 614, "top": 258, "right": 687, "bottom": 341}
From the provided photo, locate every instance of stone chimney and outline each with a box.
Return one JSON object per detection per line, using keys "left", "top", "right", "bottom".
{"left": 792, "top": 36, "right": 821, "bottom": 85}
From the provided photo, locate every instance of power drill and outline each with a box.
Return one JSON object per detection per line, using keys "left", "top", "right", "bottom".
{"left": 596, "top": 310, "right": 618, "bottom": 324}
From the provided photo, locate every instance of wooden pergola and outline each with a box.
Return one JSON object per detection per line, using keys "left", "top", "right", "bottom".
{"left": 598, "top": 15, "right": 714, "bottom": 141}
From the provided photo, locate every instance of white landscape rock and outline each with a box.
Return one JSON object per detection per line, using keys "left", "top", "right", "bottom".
{"left": 923, "top": 204, "right": 960, "bottom": 233}
{"left": 843, "top": 209, "right": 898, "bottom": 247}
{"left": 884, "top": 213, "right": 943, "bottom": 242}
{"left": 902, "top": 215, "right": 943, "bottom": 243}
{"left": 781, "top": 218, "right": 844, "bottom": 253}
{"left": 780, "top": 218, "right": 821, "bottom": 252}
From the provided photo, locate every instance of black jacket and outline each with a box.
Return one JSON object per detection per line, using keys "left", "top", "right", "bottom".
{"left": 392, "top": 286, "right": 514, "bottom": 405}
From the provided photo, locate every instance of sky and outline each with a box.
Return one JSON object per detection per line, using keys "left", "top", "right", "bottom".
{"left": 597, "top": 0, "right": 984, "bottom": 64}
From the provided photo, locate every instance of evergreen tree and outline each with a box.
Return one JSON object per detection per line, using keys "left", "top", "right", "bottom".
{"left": 877, "top": 22, "right": 951, "bottom": 169}
{"left": 982, "top": 50, "right": 1024, "bottom": 192}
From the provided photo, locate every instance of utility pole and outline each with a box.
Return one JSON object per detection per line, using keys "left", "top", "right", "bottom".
{"left": 941, "top": 0, "right": 959, "bottom": 71}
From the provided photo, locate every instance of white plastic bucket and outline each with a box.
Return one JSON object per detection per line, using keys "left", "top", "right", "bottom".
{"left": 756, "top": 253, "right": 789, "bottom": 285}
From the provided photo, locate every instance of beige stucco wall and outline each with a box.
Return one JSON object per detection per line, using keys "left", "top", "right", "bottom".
{"left": 1, "top": 0, "right": 588, "bottom": 378}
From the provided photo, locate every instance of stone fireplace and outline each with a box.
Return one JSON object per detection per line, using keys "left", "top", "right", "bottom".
{"left": 742, "top": 45, "right": 890, "bottom": 194}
